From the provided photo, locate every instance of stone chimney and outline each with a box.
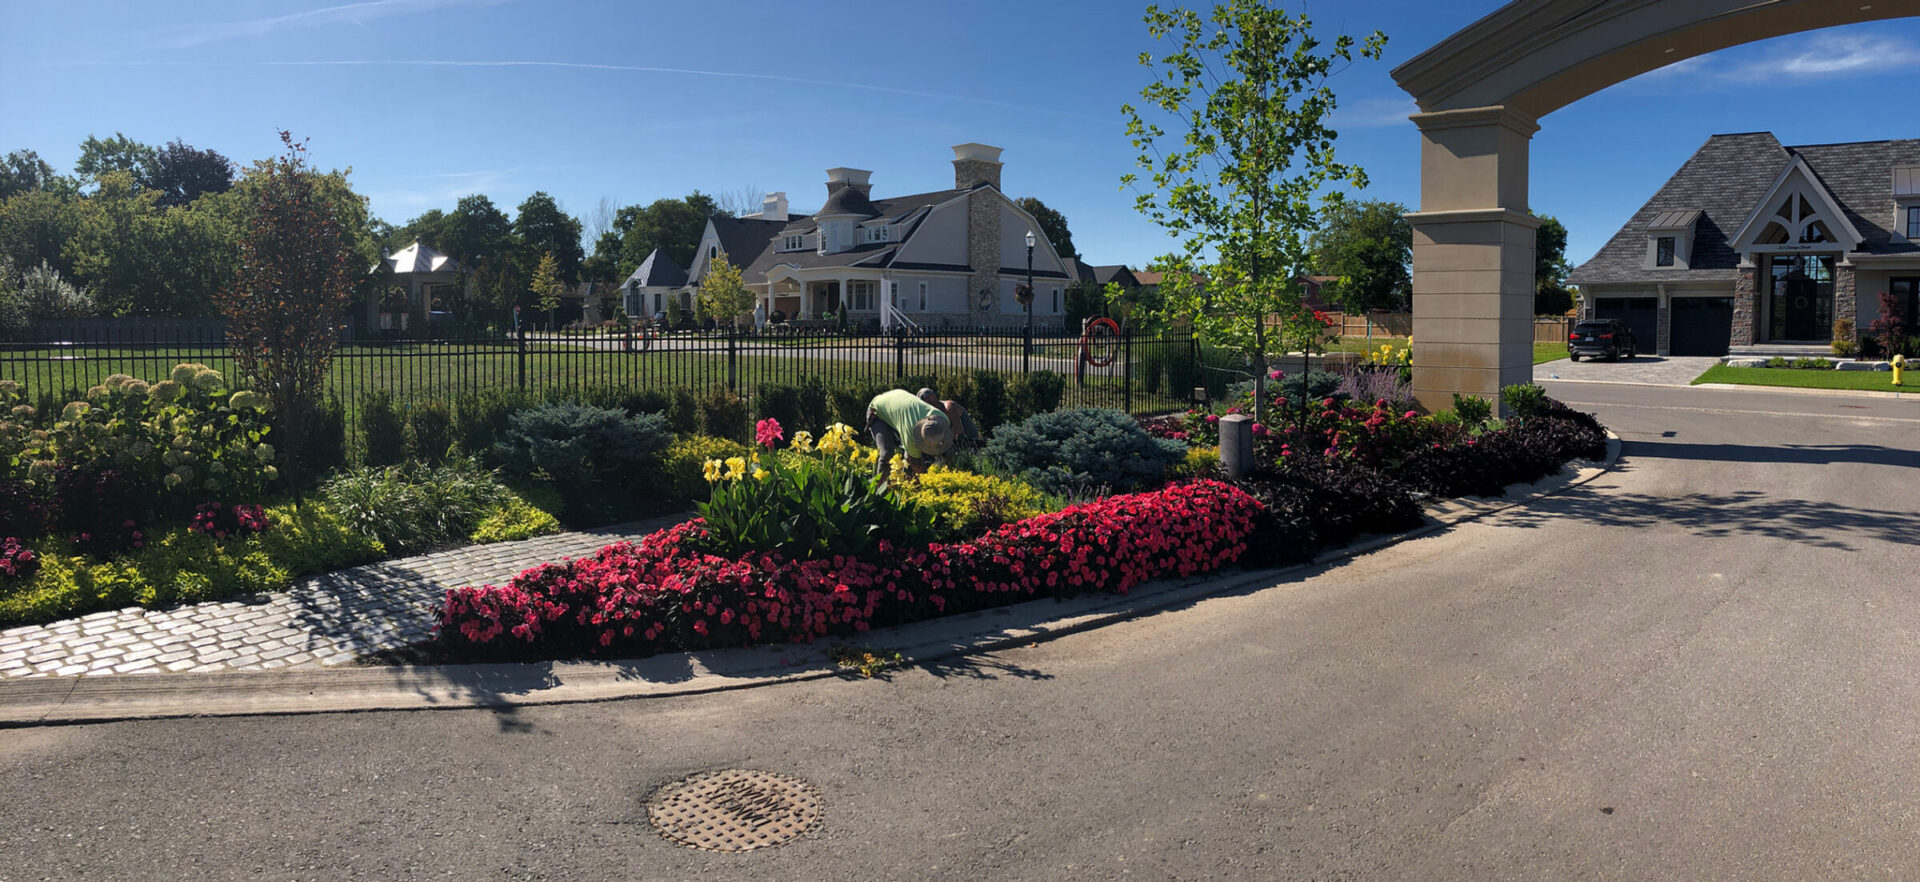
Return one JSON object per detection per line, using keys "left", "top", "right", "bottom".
{"left": 760, "top": 191, "right": 788, "bottom": 222}
{"left": 824, "top": 167, "right": 873, "bottom": 198}
{"left": 952, "top": 143, "right": 1003, "bottom": 190}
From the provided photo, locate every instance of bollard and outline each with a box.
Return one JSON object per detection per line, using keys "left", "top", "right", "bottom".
{"left": 1895, "top": 354, "right": 1906, "bottom": 387}
{"left": 1218, "top": 413, "right": 1256, "bottom": 479}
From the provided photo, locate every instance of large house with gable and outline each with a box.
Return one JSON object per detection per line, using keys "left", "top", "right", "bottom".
{"left": 1569, "top": 133, "right": 1920, "bottom": 356}
{"left": 622, "top": 144, "right": 1077, "bottom": 331}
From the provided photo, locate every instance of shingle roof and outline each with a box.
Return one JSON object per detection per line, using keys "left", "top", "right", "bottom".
{"left": 1569, "top": 133, "right": 1785, "bottom": 286}
{"left": 1570, "top": 134, "right": 1920, "bottom": 286}
{"left": 816, "top": 185, "right": 878, "bottom": 218}
{"left": 1090, "top": 265, "right": 1137, "bottom": 287}
{"left": 622, "top": 248, "right": 686, "bottom": 288}
{"left": 1647, "top": 209, "right": 1701, "bottom": 229}
{"left": 1790, "top": 139, "right": 1920, "bottom": 255}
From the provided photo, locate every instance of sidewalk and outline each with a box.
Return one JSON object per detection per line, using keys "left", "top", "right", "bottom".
{"left": 0, "top": 517, "right": 683, "bottom": 680}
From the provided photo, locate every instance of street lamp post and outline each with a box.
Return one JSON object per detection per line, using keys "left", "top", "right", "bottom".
{"left": 1024, "top": 229, "right": 1036, "bottom": 369}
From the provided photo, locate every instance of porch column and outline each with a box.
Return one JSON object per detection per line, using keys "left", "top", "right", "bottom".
{"left": 1836, "top": 263, "right": 1858, "bottom": 342}
{"left": 839, "top": 276, "right": 851, "bottom": 315}
{"left": 1732, "top": 260, "right": 1759, "bottom": 345}
{"left": 1406, "top": 105, "right": 1539, "bottom": 412}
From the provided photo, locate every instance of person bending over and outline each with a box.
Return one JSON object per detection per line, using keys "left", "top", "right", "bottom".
{"left": 865, "top": 389, "right": 953, "bottom": 478}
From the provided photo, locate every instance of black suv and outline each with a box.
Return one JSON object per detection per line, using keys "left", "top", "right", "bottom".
{"left": 1568, "top": 319, "right": 1637, "bottom": 361}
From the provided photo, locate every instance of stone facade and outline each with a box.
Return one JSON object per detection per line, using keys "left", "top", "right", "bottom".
{"left": 953, "top": 159, "right": 1002, "bottom": 191}
{"left": 1835, "top": 264, "right": 1857, "bottom": 342}
{"left": 1731, "top": 266, "right": 1758, "bottom": 345}
{"left": 966, "top": 189, "right": 1001, "bottom": 324}
{"left": 1656, "top": 302, "right": 1672, "bottom": 355}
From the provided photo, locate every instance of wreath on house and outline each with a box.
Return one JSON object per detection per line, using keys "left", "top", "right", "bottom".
{"left": 976, "top": 288, "right": 997, "bottom": 312}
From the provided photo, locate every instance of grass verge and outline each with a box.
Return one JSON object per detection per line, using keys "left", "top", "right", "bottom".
{"left": 1691, "top": 364, "right": 1907, "bottom": 391}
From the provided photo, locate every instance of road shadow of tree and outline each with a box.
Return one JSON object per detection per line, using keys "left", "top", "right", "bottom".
{"left": 1482, "top": 464, "right": 1916, "bottom": 553}
{"left": 914, "top": 652, "right": 1055, "bottom": 682}
{"left": 1624, "top": 439, "right": 1920, "bottom": 470}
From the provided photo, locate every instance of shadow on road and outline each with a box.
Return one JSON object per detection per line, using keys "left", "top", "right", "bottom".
{"left": 916, "top": 653, "right": 1055, "bottom": 682}
{"left": 1483, "top": 470, "right": 1915, "bottom": 552}
{"left": 1628, "top": 439, "right": 1920, "bottom": 470}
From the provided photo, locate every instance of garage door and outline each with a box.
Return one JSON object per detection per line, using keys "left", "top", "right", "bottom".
{"left": 1592, "top": 297, "right": 1657, "bottom": 352}
{"left": 1670, "top": 296, "right": 1733, "bottom": 356}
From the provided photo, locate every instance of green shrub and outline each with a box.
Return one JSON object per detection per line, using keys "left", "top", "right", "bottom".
{"left": 296, "top": 397, "right": 349, "bottom": 483}
{"left": 829, "top": 386, "right": 869, "bottom": 428}
{"left": 697, "top": 388, "right": 751, "bottom": 444}
{"left": 360, "top": 390, "right": 406, "bottom": 466}
{"left": 1500, "top": 384, "right": 1549, "bottom": 419}
{"left": 667, "top": 388, "right": 701, "bottom": 435}
{"left": 1832, "top": 320, "right": 1857, "bottom": 358}
{"left": 1167, "top": 445, "right": 1221, "bottom": 479}
{"left": 404, "top": 400, "right": 455, "bottom": 464}
{"left": 982, "top": 407, "right": 1187, "bottom": 496}
{"left": 902, "top": 466, "right": 1051, "bottom": 539}
{"left": 653, "top": 435, "right": 752, "bottom": 503}
{"left": 493, "top": 402, "right": 671, "bottom": 522}
{"left": 319, "top": 458, "right": 513, "bottom": 553}
{"left": 0, "top": 502, "right": 382, "bottom": 628}
{"left": 1765, "top": 356, "right": 1792, "bottom": 369}
{"left": 468, "top": 494, "right": 561, "bottom": 544}
{"left": 1451, "top": 393, "right": 1493, "bottom": 426}
{"left": 1007, "top": 371, "right": 1066, "bottom": 423}
{"left": 1790, "top": 357, "right": 1833, "bottom": 370}
{"left": 451, "top": 389, "right": 533, "bottom": 459}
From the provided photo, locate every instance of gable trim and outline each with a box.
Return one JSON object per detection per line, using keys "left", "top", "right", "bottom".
{"left": 1729, "top": 156, "right": 1864, "bottom": 252}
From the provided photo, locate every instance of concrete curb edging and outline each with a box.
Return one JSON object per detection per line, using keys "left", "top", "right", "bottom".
{"left": 0, "top": 434, "right": 1622, "bottom": 727}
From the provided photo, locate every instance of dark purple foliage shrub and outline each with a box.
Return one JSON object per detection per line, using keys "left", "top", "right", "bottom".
{"left": 54, "top": 466, "right": 153, "bottom": 557}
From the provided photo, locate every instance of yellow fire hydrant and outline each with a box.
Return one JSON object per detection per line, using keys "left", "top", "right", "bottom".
{"left": 1894, "top": 354, "right": 1906, "bottom": 387}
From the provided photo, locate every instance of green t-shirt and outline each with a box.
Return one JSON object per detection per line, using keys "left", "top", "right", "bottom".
{"left": 869, "top": 389, "right": 940, "bottom": 458}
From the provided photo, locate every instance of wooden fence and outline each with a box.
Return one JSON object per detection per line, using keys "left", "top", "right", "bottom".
{"left": 1316, "top": 312, "right": 1574, "bottom": 344}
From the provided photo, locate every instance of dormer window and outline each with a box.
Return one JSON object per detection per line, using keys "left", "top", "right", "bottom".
{"left": 1644, "top": 209, "right": 1700, "bottom": 270}
{"left": 863, "top": 225, "right": 890, "bottom": 244}
{"left": 781, "top": 234, "right": 805, "bottom": 252}
{"left": 1908, "top": 206, "right": 1920, "bottom": 240}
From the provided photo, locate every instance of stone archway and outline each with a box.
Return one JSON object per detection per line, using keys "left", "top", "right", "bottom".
{"left": 1392, "top": 0, "right": 1920, "bottom": 410}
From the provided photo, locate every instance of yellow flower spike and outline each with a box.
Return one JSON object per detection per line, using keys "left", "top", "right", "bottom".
{"left": 791, "top": 430, "right": 814, "bottom": 452}
{"left": 702, "top": 459, "right": 722, "bottom": 483}
{"left": 724, "top": 456, "right": 747, "bottom": 481}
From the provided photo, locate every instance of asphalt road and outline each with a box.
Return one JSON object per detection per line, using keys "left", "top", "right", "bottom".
{"left": 4, "top": 383, "right": 1919, "bottom": 881}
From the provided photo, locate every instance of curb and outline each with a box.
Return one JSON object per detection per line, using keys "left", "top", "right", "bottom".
{"left": 1687, "top": 382, "right": 1916, "bottom": 400}
{"left": 0, "top": 436, "right": 1623, "bottom": 727}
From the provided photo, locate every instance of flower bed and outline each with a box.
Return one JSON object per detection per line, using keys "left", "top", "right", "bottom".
{"left": 439, "top": 480, "right": 1261, "bottom": 660}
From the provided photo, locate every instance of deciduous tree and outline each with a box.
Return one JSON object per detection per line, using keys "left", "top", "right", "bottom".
{"left": 74, "top": 132, "right": 157, "bottom": 187}
{"left": 0, "top": 150, "right": 59, "bottom": 200}
{"left": 222, "top": 133, "right": 358, "bottom": 481}
{"left": 514, "top": 191, "right": 584, "bottom": 285}
{"left": 530, "top": 250, "right": 565, "bottom": 330}
{"left": 615, "top": 192, "right": 720, "bottom": 273}
{"left": 1308, "top": 198, "right": 1410, "bottom": 312}
{"left": 697, "top": 252, "right": 754, "bottom": 327}
{"left": 1015, "top": 197, "right": 1077, "bottom": 259}
{"left": 1123, "top": 0, "right": 1385, "bottom": 423}
{"left": 146, "top": 139, "right": 235, "bottom": 207}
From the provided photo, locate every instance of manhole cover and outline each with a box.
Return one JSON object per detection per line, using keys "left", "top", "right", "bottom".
{"left": 647, "top": 769, "right": 822, "bottom": 852}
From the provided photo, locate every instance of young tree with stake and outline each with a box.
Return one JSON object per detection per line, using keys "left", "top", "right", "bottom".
{"left": 1123, "top": 1, "right": 1384, "bottom": 424}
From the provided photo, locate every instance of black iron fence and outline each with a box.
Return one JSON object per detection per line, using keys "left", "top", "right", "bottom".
{"left": 1, "top": 323, "right": 1202, "bottom": 440}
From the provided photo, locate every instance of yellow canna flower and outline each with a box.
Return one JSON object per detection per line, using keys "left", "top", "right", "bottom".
{"left": 791, "top": 430, "right": 814, "bottom": 452}
{"left": 702, "top": 459, "right": 722, "bottom": 483}
{"left": 724, "top": 456, "right": 747, "bottom": 480}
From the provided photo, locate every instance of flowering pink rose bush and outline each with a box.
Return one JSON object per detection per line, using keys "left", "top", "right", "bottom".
{"left": 439, "top": 480, "right": 1262, "bottom": 660}
{"left": 0, "top": 537, "right": 37, "bottom": 581}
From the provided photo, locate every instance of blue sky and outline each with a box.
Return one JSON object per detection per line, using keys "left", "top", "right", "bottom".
{"left": 4, "top": 0, "right": 1918, "bottom": 270}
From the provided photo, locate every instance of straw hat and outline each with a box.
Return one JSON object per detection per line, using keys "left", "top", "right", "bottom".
{"left": 911, "top": 411, "right": 953, "bottom": 457}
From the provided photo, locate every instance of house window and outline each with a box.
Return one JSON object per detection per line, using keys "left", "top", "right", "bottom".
{"left": 1051, "top": 289, "right": 1060, "bottom": 313}
{"left": 918, "top": 282, "right": 928, "bottom": 311}
{"left": 1655, "top": 237, "right": 1675, "bottom": 267}
{"left": 1908, "top": 206, "right": 1920, "bottom": 240}
{"left": 888, "top": 281, "right": 899, "bottom": 309}
{"left": 782, "top": 235, "right": 804, "bottom": 251}
{"left": 850, "top": 281, "right": 874, "bottom": 311}
{"left": 863, "top": 225, "right": 889, "bottom": 244}
{"left": 708, "top": 245, "right": 717, "bottom": 261}
{"left": 653, "top": 292, "right": 662, "bottom": 314}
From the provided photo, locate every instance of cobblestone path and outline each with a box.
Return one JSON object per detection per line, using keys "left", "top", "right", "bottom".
{"left": 0, "top": 518, "right": 681, "bottom": 679}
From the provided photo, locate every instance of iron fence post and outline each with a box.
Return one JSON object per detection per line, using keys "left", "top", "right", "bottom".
{"left": 727, "top": 325, "right": 738, "bottom": 393}
{"left": 895, "top": 332, "right": 905, "bottom": 383}
{"left": 516, "top": 323, "right": 527, "bottom": 392}
{"left": 1124, "top": 329, "right": 1133, "bottom": 414}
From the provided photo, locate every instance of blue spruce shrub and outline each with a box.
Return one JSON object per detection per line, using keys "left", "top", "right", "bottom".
{"left": 982, "top": 407, "right": 1187, "bottom": 496}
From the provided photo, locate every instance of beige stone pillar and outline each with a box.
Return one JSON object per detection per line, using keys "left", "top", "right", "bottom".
{"left": 1406, "top": 106, "right": 1540, "bottom": 412}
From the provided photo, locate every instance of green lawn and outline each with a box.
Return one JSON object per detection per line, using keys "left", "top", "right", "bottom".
{"left": 1691, "top": 364, "right": 1909, "bottom": 391}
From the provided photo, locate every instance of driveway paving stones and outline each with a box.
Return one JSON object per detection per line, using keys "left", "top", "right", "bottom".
{"left": 0, "top": 515, "right": 683, "bottom": 679}
{"left": 1536, "top": 354, "right": 1720, "bottom": 385}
